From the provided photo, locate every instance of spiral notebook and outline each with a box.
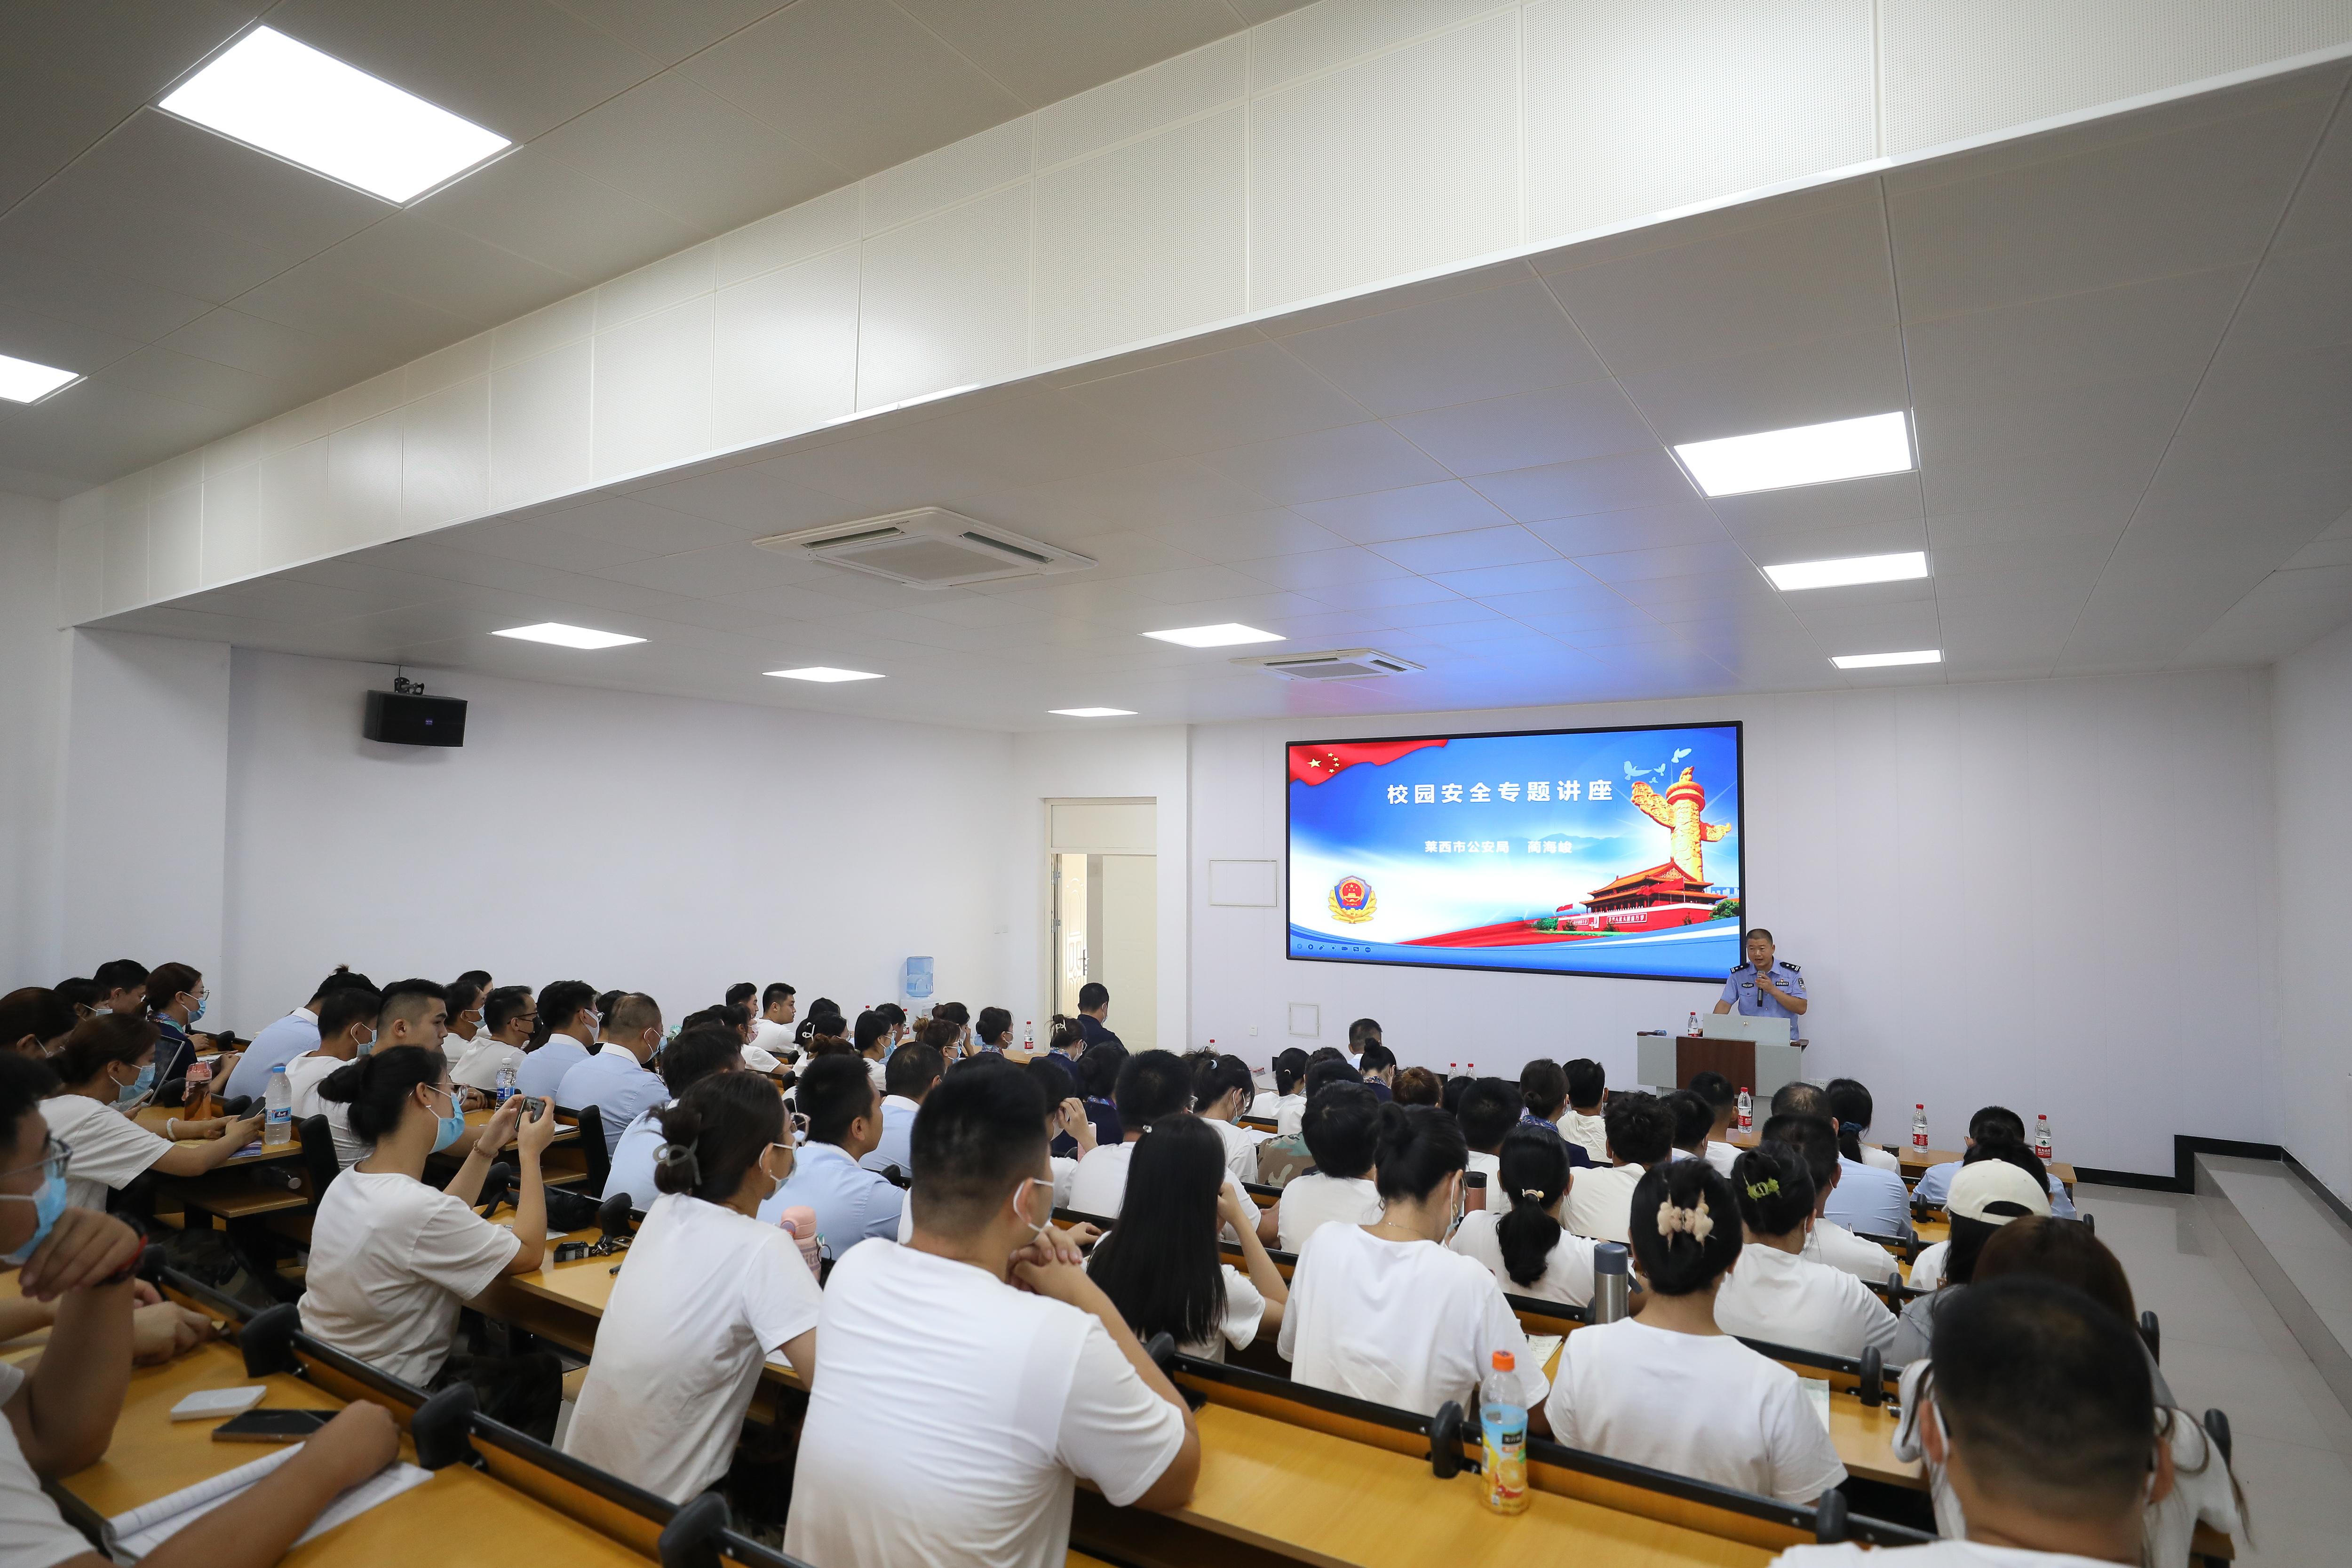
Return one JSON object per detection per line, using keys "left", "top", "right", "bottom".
{"left": 105, "top": 1447, "right": 431, "bottom": 1559}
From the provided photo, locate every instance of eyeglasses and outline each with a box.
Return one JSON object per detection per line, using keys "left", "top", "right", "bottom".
{"left": 0, "top": 1137, "right": 68, "bottom": 1191}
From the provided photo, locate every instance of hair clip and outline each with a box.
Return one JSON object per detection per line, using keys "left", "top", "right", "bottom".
{"left": 1656, "top": 1195, "right": 1714, "bottom": 1243}
{"left": 1744, "top": 1177, "right": 1781, "bottom": 1200}
{"left": 1519, "top": 1188, "right": 1547, "bottom": 1202}
{"left": 654, "top": 1141, "right": 701, "bottom": 1186}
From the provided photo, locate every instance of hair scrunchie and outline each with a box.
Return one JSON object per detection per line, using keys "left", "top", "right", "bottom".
{"left": 1518, "top": 1188, "right": 1548, "bottom": 1202}
{"left": 655, "top": 1141, "right": 701, "bottom": 1188}
{"left": 1656, "top": 1194, "right": 1714, "bottom": 1242}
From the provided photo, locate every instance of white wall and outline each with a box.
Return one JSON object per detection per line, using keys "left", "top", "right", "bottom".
{"left": 1183, "top": 669, "right": 2281, "bottom": 1178}
{"left": 218, "top": 649, "right": 1015, "bottom": 1038}
{"left": 58, "top": 630, "right": 231, "bottom": 985}
{"left": 1007, "top": 727, "right": 1192, "bottom": 1052}
{"left": 2274, "top": 619, "right": 2352, "bottom": 1202}
{"left": 0, "top": 493, "right": 66, "bottom": 985}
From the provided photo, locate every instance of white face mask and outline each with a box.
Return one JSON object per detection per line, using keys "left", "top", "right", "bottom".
{"left": 1923, "top": 1393, "right": 1967, "bottom": 1542}
{"left": 1013, "top": 1177, "right": 1055, "bottom": 1248}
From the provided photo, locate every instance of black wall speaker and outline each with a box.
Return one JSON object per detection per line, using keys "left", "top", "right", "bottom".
{"left": 364, "top": 691, "right": 468, "bottom": 747}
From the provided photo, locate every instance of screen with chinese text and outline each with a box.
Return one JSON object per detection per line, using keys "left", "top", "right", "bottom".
{"left": 1286, "top": 722, "right": 1744, "bottom": 981}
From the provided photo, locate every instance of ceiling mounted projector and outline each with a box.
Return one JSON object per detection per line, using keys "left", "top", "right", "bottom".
{"left": 755, "top": 508, "right": 1095, "bottom": 589}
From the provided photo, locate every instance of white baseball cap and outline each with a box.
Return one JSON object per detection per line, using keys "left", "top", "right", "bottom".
{"left": 1947, "top": 1159, "right": 2053, "bottom": 1225}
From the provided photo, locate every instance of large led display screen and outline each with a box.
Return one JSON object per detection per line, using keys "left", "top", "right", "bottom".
{"left": 1287, "top": 722, "right": 1744, "bottom": 981}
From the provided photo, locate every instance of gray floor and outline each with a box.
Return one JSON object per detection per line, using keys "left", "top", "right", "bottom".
{"left": 2081, "top": 1168, "right": 2352, "bottom": 1563}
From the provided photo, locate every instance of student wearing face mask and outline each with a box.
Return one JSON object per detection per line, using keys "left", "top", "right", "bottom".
{"left": 563, "top": 1070, "right": 820, "bottom": 1501}
{"left": 450, "top": 986, "right": 536, "bottom": 1096}
{"left": 138, "top": 963, "right": 207, "bottom": 1095}
{"left": 0, "top": 989, "right": 77, "bottom": 1060}
{"left": 0, "top": 1053, "right": 405, "bottom": 1568}
{"left": 302, "top": 1046, "right": 562, "bottom": 1433}
{"left": 41, "top": 1017, "right": 262, "bottom": 1210}
{"left": 786, "top": 1067, "right": 1196, "bottom": 1568}
{"left": 514, "top": 980, "right": 598, "bottom": 1100}
{"left": 441, "top": 978, "right": 487, "bottom": 1066}
{"left": 88, "top": 959, "right": 150, "bottom": 1024}
{"left": 282, "top": 985, "right": 382, "bottom": 1168}
{"left": 1279, "top": 1104, "right": 1549, "bottom": 1422}
{"left": 1780, "top": 1277, "right": 2183, "bottom": 1568}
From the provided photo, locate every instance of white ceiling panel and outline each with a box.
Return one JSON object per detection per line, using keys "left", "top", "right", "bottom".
{"left": 74, "top": 59, "right": 2352, "bottom": 727}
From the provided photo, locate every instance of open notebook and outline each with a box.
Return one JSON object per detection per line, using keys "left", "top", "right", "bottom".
{"left": 105, "top": 1445, "right": 431, "bottom": 1560}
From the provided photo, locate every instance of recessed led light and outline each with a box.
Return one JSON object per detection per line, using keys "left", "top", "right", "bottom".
{"left": 0, "top": 353, "right": 81, "bottom": 404}
{"left": 1049, "top": 708, "right": 1137, "bottom": 718}
{"left": 493, "top": 623, "right": 644, "bottom": 650}
{"left": 1763, "top": 551, "right": 1930, "bottom": 591}
{"left": 765, "top": 667, "right": 883, "bottom": 683}
{"left": 1142, "top": 624, "right": 1284, "bottom": 649}
{"left": 159, "top": 27, "right": 510, "bottom": 203}
{"left": 1831, "top": 649, "right": 1942, "bottom": 670}
{"left": 1676, "top": 412, "right": 1913, "bottom": 497}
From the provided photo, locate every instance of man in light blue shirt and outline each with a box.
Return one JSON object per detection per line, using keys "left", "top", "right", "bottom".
{"left": 516, "top": 979, "right": 598, "bottom": 1100}
{"left": 860, "top": 1041, "right": 943, "bottom": 1176}
{"left": 1715, "top": 928, "right": 1807, "bottom": 1041}
{"left": 225, "top": 967, "right": 376, "bottom": 1101}
{"left": 1915, "top": 1104, "right": 2076, "bottom": 1219}
{"left": 601, "top": 1022, "right": 742, "bottom": 1208}
{"left": 758, "top": 1053, "right": 901, "bottom": 1258}
{"left": 1774, "top": 1081, "right": 1913, "bottom": 1240}
{"left": 556, "top": 993, "right": 667, "bottom": 1156}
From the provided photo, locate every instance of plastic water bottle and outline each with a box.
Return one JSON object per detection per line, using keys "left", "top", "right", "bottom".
{"left": 262, "top": 1065, "right": 293, "bottom": 1147}
{"left": 495, "top": 1060, "right": 518, "bottom": 1105}
{"left": 2034, "top": 1113, "right": 2053, "bottom": 1162}
{"left": 1913, "top": 1104, "right": 1930, "bottom": 1151}
{"left": 1736, "top": 1086, "right": 1752, "bottom": 1131}
{"left": 1022, "top": 1019, "right": 1034, "bottom": 1050}
{"left": 184, "top": 1057, "right": 212, "bottom": 1122}
{"left": 1479, "top": 1350, "right": 1529, "bottom": 1515}
{"left": 1687, "top": 1010, "right": 1700, "bottom": 1036}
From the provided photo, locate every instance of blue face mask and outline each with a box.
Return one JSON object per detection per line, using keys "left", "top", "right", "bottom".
{"left": 187, "top": 994, "right": 206, "bottom": 1024}
{"left": 428, "top": 1086, "right": 464, "bottom": 1154}
{"left": 2, "top": 1170, "right": 67, "bottom": 1267}
{"left": 114, "top": 1061, "right": 156, "bottom": 1106}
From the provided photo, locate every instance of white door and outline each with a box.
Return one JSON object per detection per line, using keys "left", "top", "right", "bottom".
{"left": 1046, "top": 799, "right": 1155, "bottom": 1049}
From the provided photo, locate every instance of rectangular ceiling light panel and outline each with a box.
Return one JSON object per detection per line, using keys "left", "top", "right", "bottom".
{"left": 767, "top": 667, "right": 882, "bottom": 683}
{"left": 1676, "top": 412, "right": 1913, "bottom": 497}
{"left": 493, "top": 623, "right": 644, "bottom": 649}
{"left": 1049, "top": 708, "right": 1136, "bottom": 718}
{"left": 1143, "top": 624, "right": 1284, "bottom": 648}
{"left": 1831, "top": 648, "right": 1941, "bottom": 669}
{"left": 159, "top": 27, "right": 510, "bottom": 203}
{"left": 1762, "top": 551, "right": 1930, "bottom": 591}
{"left": 0, "top": 353, "right": 80, "bottom": 403}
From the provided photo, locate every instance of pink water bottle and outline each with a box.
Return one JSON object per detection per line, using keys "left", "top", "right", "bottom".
{"left": 778, "top": 1206, "right": 822, "bottom": 1277}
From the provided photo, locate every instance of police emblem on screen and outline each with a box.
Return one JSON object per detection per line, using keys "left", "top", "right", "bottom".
{"left": 1327, "top": 876, "right": 1376, "bottom": 924}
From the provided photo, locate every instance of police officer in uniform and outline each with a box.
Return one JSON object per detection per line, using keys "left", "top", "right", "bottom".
{"left": 1714, "top": 927, "right": 1806, "bottom": 1041}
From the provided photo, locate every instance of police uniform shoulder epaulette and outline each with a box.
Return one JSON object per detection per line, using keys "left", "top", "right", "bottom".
{"left": 1780, "top": 961, "right": 1801, "bottom": 974}
{"left": 1730, "top": 963, "right": 1748, "bottom": 976}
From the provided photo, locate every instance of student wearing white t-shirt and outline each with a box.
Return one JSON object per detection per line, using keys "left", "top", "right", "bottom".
{"left": 788, "top": 1065, "right": 1196, "bottom": 1568}
{"left": 302, "top": 1037, "right": 564, "bottom": 1435}
{"left": 1455, "top": 1077, "right": 1520, "bottom": 1189}
{"left": 0, "top": 1053, "right": 405, "bottom": 1568}
{"left": 1281, "top": 1104, "right": 1549, "bottom": 1422}
{"left": 41, "top": 1016, "right": 262, "bottom": 1211}
{"left": 1277, "top": 1082, "right": 1385, "bottom": 1252}
{"left": 1545, "top": 1158, "right": 1847, "bottom": 1505}
{"left": 602, "top": 1025, "right": 744, "bottom": 1209}
{"left": 1561, "top": 1092, "right": 1674, "bottom": 1244}
{"left": 1191, "top": 1053, "right": 1270, "bottom": 1183}
{"left": 284, "top": 984, "right": 381, "bottom": 1168}
{"left": 1685, "top": 1073, "right": 1743, "bottom": 1176}
{"left": 1559, "top": 1059, "right": 1611, "bottom": 1164}
{"left": 1450, "top": 1124, "right": 1604, "bottom": 1307}
{"left": 1777, "top": 1276, "right": 2186, "bottom": 1568}
{"left": 448, "top": 984, "right": 534, "bottom": 1097}
{"left": 1068, "top": 1053, "right": 1276, "bottom": 1243}
{"left": 1088, "top": 1116, "right": 1287, "bottom": 1362}
{"left": 1751, "top": 1112, "right": 1905, "bottom": 1287}
{"left": 440, "top": 977, "right": 487, "bottom": 1067}
{"left": 747, "top": 981, "right": 797, "bottom": 1062}
{"left": 565, "top": 1070, "right": 821, "bottom": 1501}
{"left": 1248, "top": 1048, "right": 1308, "bottom": 1125}
{"left": 1713, "top": 1141, "right": 1895, "bottom": 1361}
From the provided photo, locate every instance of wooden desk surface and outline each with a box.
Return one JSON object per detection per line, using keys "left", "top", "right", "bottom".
{"left": 58, "top": 1337, "right": 650, "bottom": 1566}
{"left": 1178, "top": 1401, "right": 1767, "bottom": 1567}
{"left": 135, "top": 1105, "right": 299, "bottom": 1166}
{"left": 459, "top": 1106, "right": 580, "bottom": 1152}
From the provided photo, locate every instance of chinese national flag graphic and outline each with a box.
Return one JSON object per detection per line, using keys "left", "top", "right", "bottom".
{"left": 1289, "top": 738, "right": 1447, "bottom": 786}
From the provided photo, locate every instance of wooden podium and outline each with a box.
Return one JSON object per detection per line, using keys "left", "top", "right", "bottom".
{"left": 1635, "top": 1033, "right": 1807, "bottom": 1098}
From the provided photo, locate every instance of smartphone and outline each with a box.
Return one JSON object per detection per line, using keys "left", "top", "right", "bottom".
{"left": 212, "top": 1409, "right": 333, "bottom": 1443}
{"left": 522, "top": 1096, "right": 547, "bottom": 1118}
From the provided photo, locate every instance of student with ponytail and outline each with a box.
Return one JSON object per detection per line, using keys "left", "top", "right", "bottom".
{"left": 1279, "top": 1103, "right": 1549, "bottom": 1421}
{"left": 1249, "top": 1047, "right": 1309, "bottom": 1122}
{"left": 1448, "top": 1124, "right": 1604, "bottom": 1307}
{"left": 1087, "top": 1115, "right": 1287, "bottom": 1362}
{"left": 1544, "top": 1158, "right": 1847, "bottom": 1505}
{"left": 564, "top": 1071, "right": 820, "bottom": 1502}
{"left": 300, "top": 1045, "right": 561, "bottom": 1434}
{"left": 1712, "top": 1141, "right": 1894, "bottom": 1360}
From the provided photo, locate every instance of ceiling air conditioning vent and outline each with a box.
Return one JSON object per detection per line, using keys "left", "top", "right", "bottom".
{"left": 1233, "top": 648, "right": 1426, "bottom": 682}
{"left": 753, "top": 508, "right": 1094, "bottom": 589}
